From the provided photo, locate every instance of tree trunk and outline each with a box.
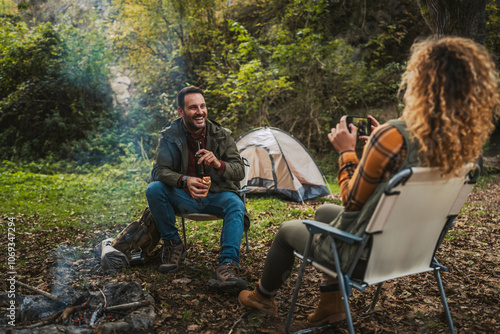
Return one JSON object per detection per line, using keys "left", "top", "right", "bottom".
{"left": 415, "top": 0, "right": 487, "bottom": 43}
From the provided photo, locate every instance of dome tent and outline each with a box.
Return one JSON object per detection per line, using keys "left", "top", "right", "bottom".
{"left": 236, "top": 127, "right": 330, "bottom": 202}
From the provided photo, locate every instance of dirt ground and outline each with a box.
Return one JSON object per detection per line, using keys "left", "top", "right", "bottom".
{"left": 1, "top": 168, "right": 499, "bottom": 334}
{"left": 144, "top": 171, "right": 500, "bottom": 334}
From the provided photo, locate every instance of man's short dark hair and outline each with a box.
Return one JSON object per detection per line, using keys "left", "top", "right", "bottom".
{"left": 177, "top": 86, "right": 204, "bottom": 110}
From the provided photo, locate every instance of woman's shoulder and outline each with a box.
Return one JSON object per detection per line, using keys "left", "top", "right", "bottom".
{"left": 372, "top": 120, "right": 404, "bottom": 138}
{"left": 366, "top": 121, "right": 406, "bottom": 155}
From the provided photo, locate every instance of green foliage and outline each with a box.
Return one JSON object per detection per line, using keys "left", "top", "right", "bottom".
{"left": 486, "top": 0, "right": 500, "bottom": 64}
{"left": 269, "top": 30, "right": 368, "bottom": 149}
{"left": 0, "top": 157, "right": 151, "bottom": 233}
{"left": 109, "top": 0, "right": 210, "bottom": 117}
{"left": 0, "top": 16, "right": 113, "bottom": 161}
{"left": 2, "top": 0, "right": 431, "bottom": 163}
{"left": 474, "top": 173, "right": 499, "bottom": 190}
{"left": 194, "top": 0, "right": 424, "bottom": 151}
{"left": 106, "top": 0, "right": 226, "bottom": 154}
{"left": 200, "top": 19, "right": 293, "bottom": 133}
{"left": 105, "top": 0, "right": 426, "bottom": 153}
{"left": 0, "top": 0, "right": 18, "bottom": 15}
{"left": 5, "top": 0, "right": 496, "bottom": 166}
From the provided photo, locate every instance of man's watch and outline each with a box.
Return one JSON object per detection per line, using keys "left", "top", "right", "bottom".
{"left": 180, "top": 175, "right": 189, "bottom": 188}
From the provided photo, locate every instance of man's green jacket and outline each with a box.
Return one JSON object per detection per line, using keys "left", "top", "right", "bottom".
{"left": 151, "top": 118, "right": 245, "bottom": 193}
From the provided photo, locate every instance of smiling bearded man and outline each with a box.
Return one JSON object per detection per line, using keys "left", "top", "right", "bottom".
{"left": 146, "top": 86, "right": 248, "bottom": 292}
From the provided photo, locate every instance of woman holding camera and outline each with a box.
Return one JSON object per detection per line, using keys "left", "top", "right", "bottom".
{"left": 238, "top": 36, "right": 500, "bottom": 325}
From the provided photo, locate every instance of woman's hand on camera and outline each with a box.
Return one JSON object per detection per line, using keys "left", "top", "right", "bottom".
{"left": 328, "top": 116, "right": 357, "bottom": 153}
{"left": 359, "top": 115, "right": 380, "bottom": 142}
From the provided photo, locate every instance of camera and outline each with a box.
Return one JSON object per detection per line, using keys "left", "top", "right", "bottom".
{"left": 346, "top": 116, "right": 372, "bottom": 137}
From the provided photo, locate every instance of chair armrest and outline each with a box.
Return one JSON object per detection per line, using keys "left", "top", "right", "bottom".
{"left": 237, "top": 188, "right": 250, "bottom": 195}
{"left": 303, "top": 220, "right": 363, "bottom": 244}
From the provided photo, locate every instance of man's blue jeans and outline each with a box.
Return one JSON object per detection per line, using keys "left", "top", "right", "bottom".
{"left": 145, "top": 181, "right": 245, "bottom": 265}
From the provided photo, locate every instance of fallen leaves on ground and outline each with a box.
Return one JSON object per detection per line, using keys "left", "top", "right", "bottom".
{"left": 1, "top": 176, "right": 499, "bottom": 333}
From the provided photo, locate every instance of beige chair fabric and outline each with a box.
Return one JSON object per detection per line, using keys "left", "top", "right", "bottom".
{"left": 363, "top": 164, "right": 474, "bottom": 285}
{"left": 286, "top": 163, "right": 477, "bottom": 334}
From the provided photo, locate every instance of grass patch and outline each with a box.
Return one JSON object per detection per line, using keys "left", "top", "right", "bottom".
{"left": 0, "top": 158, "right": 150, "bottom": 238}
{"left": 0, "top": 157, "right": 338, "bottom": 273}
{"left": 8, "top": 157, "right": 493, "bottom": 272}
{"left": 182, "top": 194, "right": 329, "bottom": 250}
{"left": 445, "top": 229, "right": 466, "bottom": 241}
{"left": 474, "top": 173, "right": 499, "bottom": 190}
{"left": 2, "top": 156, "right": 492, "bottom": 240}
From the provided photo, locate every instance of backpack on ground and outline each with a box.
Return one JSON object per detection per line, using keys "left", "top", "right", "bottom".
{"left": 111, "top": 206, "right": 161, "bottom": 265}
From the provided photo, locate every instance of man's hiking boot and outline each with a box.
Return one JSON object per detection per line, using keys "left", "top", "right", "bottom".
{"left": 159, "top": 240, "right": 187, "bottom": 273}
{"left": 207, "top": 261, "right": 247, "bottom": 292}
{"left": 238, "top": 287, "right": 278, "bottom": 317}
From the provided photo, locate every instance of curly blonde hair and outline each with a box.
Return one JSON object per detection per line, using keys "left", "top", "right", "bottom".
{"left": 400, "top": 36, "right": 500, "bottom": 177}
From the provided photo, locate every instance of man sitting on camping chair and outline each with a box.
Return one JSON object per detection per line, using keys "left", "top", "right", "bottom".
{"left": 146, "top": 86, "right": 247, "bottom": 292}
{"left": 238, "top": 36, "right": 500, "bottom": 325}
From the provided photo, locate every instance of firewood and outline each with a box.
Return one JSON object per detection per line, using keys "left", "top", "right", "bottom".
{"left": 15, "top": 281, "right": 65, "bottom": 304}
{"left": 60, "top": 305, "right": 83, "bottom": 321}
{"left": 104, "top": 300, "right": 151, "bottom": 312}
{"left": 12, "top": 310, "right": 63, "bottom": 329}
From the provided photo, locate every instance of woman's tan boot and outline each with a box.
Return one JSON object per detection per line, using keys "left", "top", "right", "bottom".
{"left": 307, "top": 287, "right": 346, "bottom": 326}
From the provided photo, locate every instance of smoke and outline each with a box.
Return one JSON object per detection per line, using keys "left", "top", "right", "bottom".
{"left": 49, "top": 245, "right": 81, "bottom": 304}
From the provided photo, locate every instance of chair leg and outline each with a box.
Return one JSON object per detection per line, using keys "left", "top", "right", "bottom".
{"left": 285, "top": 236, "right": 342, "bottom": 334}
{"left": 245, "top": 230, "right": 249, "bottom": 253}
{"left": 285, "top": 235, "right": 313, "bottom": 334}
{"left": 286, "top": 236, "right": 356, "bottom": 334}
{"left": 181, "top": 217, "right": 187, "bottom": 249}
{"left": 330, "top": 239, "right": 355, "bottom": 334}
{"left": 434, "top": 269, "right": 456, "bottom": 334}
{"left": 366, "top": 283, "right": 383, "bottom": 313}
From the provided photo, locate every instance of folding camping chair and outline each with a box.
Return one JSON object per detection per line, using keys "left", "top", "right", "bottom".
{"left": 285, "top": 164, "right": 479, "bottom": 334}
{"left": 176, "top": 157, "right": 251, "bottom": 253}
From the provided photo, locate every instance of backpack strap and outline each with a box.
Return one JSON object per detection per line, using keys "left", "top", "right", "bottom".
{"left": 125, "top": 233, "right": 142, "bottom": 253}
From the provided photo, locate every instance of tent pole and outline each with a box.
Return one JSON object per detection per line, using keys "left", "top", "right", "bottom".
{"left": 323, "top": 175, "right": 333, "bottom": 197}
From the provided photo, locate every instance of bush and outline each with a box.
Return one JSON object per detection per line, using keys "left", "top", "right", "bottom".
{"left": 0, "top": 17, "right": 113, "bottom": 161}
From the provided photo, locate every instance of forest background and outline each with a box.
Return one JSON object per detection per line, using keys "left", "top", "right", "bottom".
{"left": 1, "top": 0, "right": 499, "bottom": 170}
{"left": 1, "top": 1, "right": 500, "bottom": 333}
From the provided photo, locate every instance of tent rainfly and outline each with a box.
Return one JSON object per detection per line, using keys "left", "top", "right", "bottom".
{"left": 236, "top": 127, "right": 330, "bottom": 202}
